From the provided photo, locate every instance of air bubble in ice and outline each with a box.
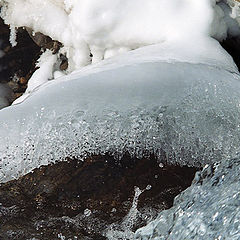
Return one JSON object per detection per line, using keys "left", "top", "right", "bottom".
{"left": 84, "top": 208, "right": 92, "bottom": 217}
{"left": 159, "top": 163, "right": 164, "bottom": 168}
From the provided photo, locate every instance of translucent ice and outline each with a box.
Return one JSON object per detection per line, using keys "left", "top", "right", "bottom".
{"left": 0, "top": 42, "right": 240, "bottom": 182}
{"left": 135, "top": 156, "right": 240, "bottom": 240}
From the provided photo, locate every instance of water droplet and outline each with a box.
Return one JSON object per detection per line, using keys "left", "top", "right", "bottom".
{"left": 111, "top": 208, "right": 117, "bottom": 213}
{"left": 159, "top": 163, "right": 164, "bottom": 168}
{"left": 146, "top": 184, "right": 152, "bottom": 190}
{"left": 84, "top": 208, "right": 92, "bottom": 217}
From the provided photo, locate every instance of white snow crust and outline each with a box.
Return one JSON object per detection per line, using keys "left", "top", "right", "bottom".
{"left": 0, "top": 0, "right": 239, "bottom": 99}
{"left": 13, "top": 50, "right": 58, "bottom": 104}
{"left": 0, "top": 0, "right": 230, "bottom": 72}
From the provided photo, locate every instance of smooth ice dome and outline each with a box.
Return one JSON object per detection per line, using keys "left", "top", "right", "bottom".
{"left": 0, "top": 0, "right": 240, "bottom": 183}
{"left": 0, "top": 40, "right": 240, "bottom": 182}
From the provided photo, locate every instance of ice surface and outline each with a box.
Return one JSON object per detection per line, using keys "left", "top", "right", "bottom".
{"left": 0, "top": 43, "right": 240, "bottom": 182}
{"left": 135, "top": 156, "right": 240, "bottom": 240}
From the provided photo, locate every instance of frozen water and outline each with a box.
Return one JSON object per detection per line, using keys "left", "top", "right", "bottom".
{"left": 135, "top": 155, "right": 240, "bottom": 240}
{"left": 0, "top": 42, "right": 240, "bottom": 182}
{"left": 104, "top": 185, "right": 152, "bottom": 239}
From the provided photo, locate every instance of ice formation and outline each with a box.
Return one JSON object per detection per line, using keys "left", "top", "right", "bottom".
{"left": 0, "top": 0, "right": 240, "bottom": 239}
{"left": 135, "top": 156, "right": 240, "bottom": 240}
{"left": 104, "top": 186, "right": 149, "bottom": 239}
{"left": 0, "top": 41, "right": 240, "bottom": 182}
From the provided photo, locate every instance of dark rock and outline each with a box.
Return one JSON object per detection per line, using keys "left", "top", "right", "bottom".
{"left": 0, "top": 17, "right": 41, "bottom": 102}
{"left": 221, "top": 36, "right": 240, "bottom": 71}
{"left": 26, "top": 28, "right": 62, "bottom": 54}
{"left": 0, "top": 155, "right": 197, "bottom": 239}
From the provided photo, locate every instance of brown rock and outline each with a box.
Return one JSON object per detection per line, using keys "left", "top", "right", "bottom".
{"left": 0, "top": 155, "right": 197, "bottom": 239}
{"left": 19, "top": 77, "right": 27, "bottom": 85}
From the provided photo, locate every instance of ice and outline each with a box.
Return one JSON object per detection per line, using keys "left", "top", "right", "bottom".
{"left": 104, "top": 185, "right": 152, "bottom": 239}
{"left": 0, "top": 42, "right": 240, "bottom": 182}
{"left": 135, "top": 156, "right": 240, "bottom": 240}
{"left": 219, "top": 1, "right": 240, "bottom": 37}
{"left": 9, "top": 25, "right": 17, "bottom": 47}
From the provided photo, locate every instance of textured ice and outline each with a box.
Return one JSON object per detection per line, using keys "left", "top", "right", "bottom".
{"left": 0, "top": 42, "right": 240, "bottom": 182}
{"left": 135, "top": 155, "right": 240, "bottom": 240}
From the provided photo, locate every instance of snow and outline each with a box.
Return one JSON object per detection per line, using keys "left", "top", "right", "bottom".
{"left": 0, "top": 0, "right": 230, "bottom": 73}
{"left": 9, "top": 25, "right": 17, "bottom": 47}
{"left": 13, "top": 50, "right": 57, "bottom": 105}
{"left": 0, "top": 0, "right": 239, "bottom": 98}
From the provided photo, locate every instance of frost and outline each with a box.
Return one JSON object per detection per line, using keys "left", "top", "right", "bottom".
{"left": 135, "top": 156, "right": 240, "bottom": 240}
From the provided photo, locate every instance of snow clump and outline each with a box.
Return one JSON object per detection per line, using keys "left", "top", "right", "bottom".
{"left": 0, "top": 0, "right": 230, "bottom": 71}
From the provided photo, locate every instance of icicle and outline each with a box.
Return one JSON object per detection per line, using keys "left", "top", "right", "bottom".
{"left": 228, "top": 0, "right": 240, "bottom": 19}
{"left": 9, "top": 25, "right": 17, "bottom": 47}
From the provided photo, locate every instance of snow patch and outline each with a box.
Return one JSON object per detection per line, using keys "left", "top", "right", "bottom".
{"left": 13, "top": 50, "right": 57, "bottom": 105}
{"left": 0, "top": 0, "right": 230, "bottom": 72}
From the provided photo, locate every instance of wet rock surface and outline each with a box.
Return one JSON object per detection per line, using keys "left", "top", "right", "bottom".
{"left": 0, "top": 156, "right": 197, "bottom": 239}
